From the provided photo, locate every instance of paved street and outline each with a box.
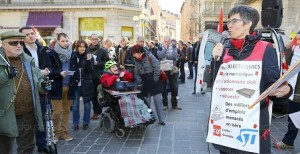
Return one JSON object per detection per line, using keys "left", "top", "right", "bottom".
{"left": 19, "top": 69, "right": 299, "bottom": 154}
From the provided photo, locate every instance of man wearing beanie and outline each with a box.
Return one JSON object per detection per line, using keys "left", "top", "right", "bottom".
{"left": 0, "top": 30, "right": 49, "bottom": 153}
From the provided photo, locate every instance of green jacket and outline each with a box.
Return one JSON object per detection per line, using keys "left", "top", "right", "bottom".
{"left": 0, "top": 48, "right": 44, "bottom": 137}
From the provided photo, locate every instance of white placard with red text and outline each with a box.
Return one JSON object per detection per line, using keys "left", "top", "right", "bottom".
{"left": 206, "top": 61, "right": 262, "bottom": 153}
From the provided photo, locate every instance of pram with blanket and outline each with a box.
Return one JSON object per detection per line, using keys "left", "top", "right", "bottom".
{"left": 98, "top": 86, "right": 156, "bottom": 137}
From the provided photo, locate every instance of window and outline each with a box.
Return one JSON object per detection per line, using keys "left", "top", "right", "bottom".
{"left": 204, "top": 2, "right": 232, "bottom": 16}
{"left": 214, "top": 2, "right": 222, "bottom": 16}
{"left": 204, "top": 2, "right": 213, "bottom": 15}
{"left": 223, "top": 2, "right": 231, "bottom": 15}
{"left": 121, "top": 26, "right": 133, "bottom": 40}
{"left": 79, "top": 17, "right": 104, "bottom": 40}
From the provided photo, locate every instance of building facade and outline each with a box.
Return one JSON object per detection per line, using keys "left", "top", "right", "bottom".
{"left": 182, "top": 0, "right": 300, "bottom": 42}
{"left": 180, "top": 0, "right": 200, "bottom": 42}
{"left": 159, "top": 10, "right": 180, "bottom": 41}
{"left": 0, "top": 0, "right": 141, "bottom": 43}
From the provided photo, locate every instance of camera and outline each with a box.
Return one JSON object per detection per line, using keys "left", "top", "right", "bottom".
{"left": 5, "top": 66, "right": 18, "bottom": 79}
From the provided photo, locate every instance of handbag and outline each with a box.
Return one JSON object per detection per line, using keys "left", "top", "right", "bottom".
{"left": 160, "top": 58, "right": 173, "bottom": 71}
{"left": 160, "top": 70, "right": 167, "bottom": 81}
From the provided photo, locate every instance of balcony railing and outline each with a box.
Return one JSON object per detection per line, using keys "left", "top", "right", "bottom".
{"left": 0, "top": 0, "right": 140, "bottom": 8}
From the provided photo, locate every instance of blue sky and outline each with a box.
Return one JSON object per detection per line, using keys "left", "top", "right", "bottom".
{"left": 158, "top": 0, "right": 184, "bottom": 14}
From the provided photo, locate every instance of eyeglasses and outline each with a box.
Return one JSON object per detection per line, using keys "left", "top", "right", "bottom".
{"left": 5, "top": 41, "right": 23, "bottom": 46}
{"left": 226, "top": 19, "right": 243, "bottom": 26}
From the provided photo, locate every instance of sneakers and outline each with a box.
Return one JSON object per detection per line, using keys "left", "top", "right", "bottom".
{"left": 163, "top": 106, "right": 168, "bottom": 111}
{"left": 176, "top": 96, "right": 180, "bottom": 100}
{"left": 187, "top": 76, "right": 193, "bottom": 79}
{"left": 273, "top": 141, "right": 294, "bottom": 149}
{"left": 60, "top": 132, "right": 73, "bottom": 141}
{"left": 91, "top": 113, "right": 101, "bottom": 120}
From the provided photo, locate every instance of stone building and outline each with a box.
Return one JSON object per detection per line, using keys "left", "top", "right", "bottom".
{"left": 0, "top": 0, "right": 141, "bottom": 43}
{"left": 180, "top": 0, "right": 200, "bottom": 42}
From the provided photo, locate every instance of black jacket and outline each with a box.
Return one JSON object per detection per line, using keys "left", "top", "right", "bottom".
{"left": 68, "top": 52, "right": 95, "bottom": 102}
{"left": 149, "top": 46, "right": 158, "bottom": 60}
{"left": 89, "top": 46, "right": 110, "bottom": 82}
{"left": 192, "top": 40, "right": 201, "bottom": 63}
{"left": 22, "top": 41, "right": 53, "bottom": 71}
{"left": 47, "top": 50, "right": 63, "bottom": 99}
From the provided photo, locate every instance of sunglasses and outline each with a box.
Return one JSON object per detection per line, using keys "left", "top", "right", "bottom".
{"left": 5, "top": 41, "right": 23, "bottom": 46}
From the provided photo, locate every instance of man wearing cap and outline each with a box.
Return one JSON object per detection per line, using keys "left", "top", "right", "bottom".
{"left": 0, "top": 30, "right": 48, "bottom": 153}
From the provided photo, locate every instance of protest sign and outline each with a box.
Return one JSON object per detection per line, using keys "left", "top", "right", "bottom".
{"left": 207, "top": 61, "right": 263, "bottom": 153}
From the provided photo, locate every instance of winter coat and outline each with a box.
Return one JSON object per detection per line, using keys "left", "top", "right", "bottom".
{"left": 149, "top": 46, "right": 158, "bottom": 60}
{"left": 134, "top": 52, "right": 162, "bottom": 96}
{"left": 192, "top": 40, "right": 201, "bottom": 63}
{"left": 100, "top": 71, "right": 133, "bottom": 89}
{"left": 22, "top": 41, "right": 53, "bottom": 71}
{"left": 0, "top": 48, "right": 44, "bottom": 137}
{"left": 68, "top": 52, "right": 95, "bottom": 102}
{"left": 157, "top": 44, "right": 178, "bottom": 69}
{"left": 212, "top": 30, "right": 292, "bottom": 154}
{"left": 47, "top": 50, "right": 63, "bottom": 99}
{"left": 118, "top": 44, "right": 135, "bottom": 66}
{"left": 89, "top": 47, "right": 110, "bottom": 82}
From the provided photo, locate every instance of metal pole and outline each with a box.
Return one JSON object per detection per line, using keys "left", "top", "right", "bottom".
{"left": 142, "top": 21, "right": 145, "bottom": 37}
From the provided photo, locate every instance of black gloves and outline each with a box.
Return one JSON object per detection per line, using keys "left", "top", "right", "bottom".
{"left": 41, "top": 77, "right": 52, "bottom": 91}
{"left": 4, "top": 66, "right": 17, "bottom": 79}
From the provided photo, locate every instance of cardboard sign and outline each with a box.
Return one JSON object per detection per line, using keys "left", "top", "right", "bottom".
{"left": 207, "top": 61, "right": 262, "bottom": 153}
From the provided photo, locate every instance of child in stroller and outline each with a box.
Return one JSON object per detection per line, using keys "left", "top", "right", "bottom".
{"left": 98, "top": 60, "right": 155, "bottom": 137}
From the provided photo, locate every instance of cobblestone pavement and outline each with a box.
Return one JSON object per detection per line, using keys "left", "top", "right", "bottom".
{"left": 14, "top": 70, "right": 300, "bottom": 154}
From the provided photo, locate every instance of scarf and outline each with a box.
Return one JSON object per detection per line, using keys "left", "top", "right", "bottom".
{"left": 54, "top": 43, "right": 72, "bottom": 63}
{"left": 230, "top": 38, "right": 245, "bottom": 51}
{"left": 89, "top": 44, "right": 100, "bottom": 54}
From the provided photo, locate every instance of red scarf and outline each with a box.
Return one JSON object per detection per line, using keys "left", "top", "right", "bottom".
{"left": 230, "top": 38, "right": 245, "bottom": 51}
{"left": 230, "top": 31, "right": 257, "bottom": 51}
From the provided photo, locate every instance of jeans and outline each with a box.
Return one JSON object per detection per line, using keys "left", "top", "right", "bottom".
{"left": 188, "top": 61, "right": 193, "bottom": 78}
{"left": 72, "top": 86, "right": 92, "bottom": 126}
{"left": 0, "top": 112, "right": 35, "bottom": 154}
{"left": 282, "top": 100, "right": 300, "bottom": 145}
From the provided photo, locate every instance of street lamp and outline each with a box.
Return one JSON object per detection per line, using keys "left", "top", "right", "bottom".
{"left": 133, "top": 9, "right": 156, "bottom": 38}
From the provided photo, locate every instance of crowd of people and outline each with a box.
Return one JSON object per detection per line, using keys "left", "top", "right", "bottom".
{"left": 0, "top": 24, "right": 203, "bottom": 153}
{"left": 1, "top": 4, "right": 300, "bottom": 154}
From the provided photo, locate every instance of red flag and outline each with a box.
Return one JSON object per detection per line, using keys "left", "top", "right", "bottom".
{"left": 217, "top": 7, "right": 223, "bottom": 33}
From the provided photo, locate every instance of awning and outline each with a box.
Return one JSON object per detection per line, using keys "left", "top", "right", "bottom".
{"left": 26, "top": 11, "right": 63, "bottom": 28}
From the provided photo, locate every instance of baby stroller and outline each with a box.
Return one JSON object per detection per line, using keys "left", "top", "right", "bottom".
{"left": 98, "top": 84, "right": 156, "bottom": 138}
